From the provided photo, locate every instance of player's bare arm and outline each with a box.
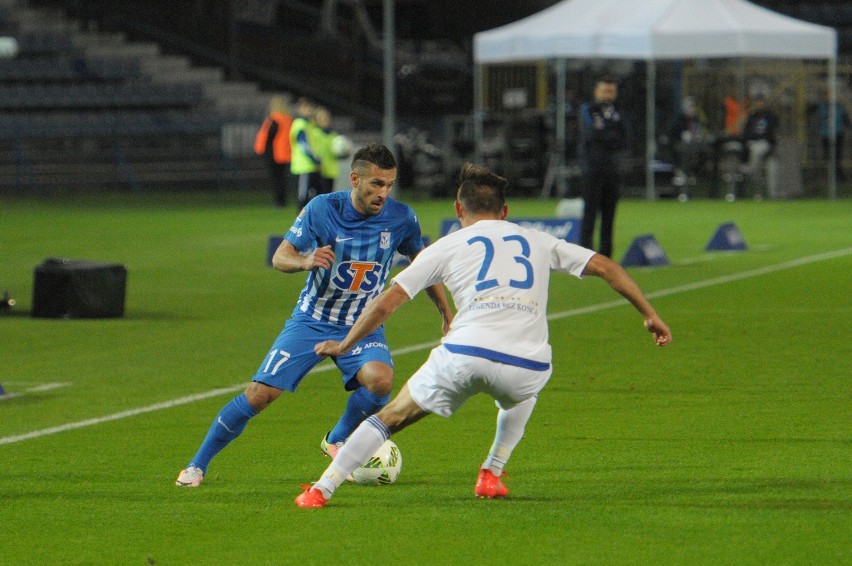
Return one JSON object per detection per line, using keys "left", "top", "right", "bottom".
{"left": 272, "top": 241, "right": 335, "bottom": 273}
{"left": 405, "top": 252, "right": 453, "bottom": 335}
{"left": 315, "top": 284, "right": 412, "bottom": 357}
{"left": 430, "top": 285, "right": 454, "bottom": 336}
{"left": 582, "top": 253, "right": 672, "bottom": 346}
{"left": 423, "top": 282, "right": 453, "bottom": 335}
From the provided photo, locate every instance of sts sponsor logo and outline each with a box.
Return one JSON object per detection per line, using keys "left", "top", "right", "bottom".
{"left": 332, "top": 261, "right": 382, "bottom": 292}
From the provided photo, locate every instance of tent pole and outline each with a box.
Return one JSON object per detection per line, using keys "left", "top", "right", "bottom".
{"left": 645, "top": 59, "right": 657, "bottom": 200}
{"left": 474, "top": 63, "right": 483, "bottom": 164}
{"left": 554, "top": 58, "right": 567, "bottom": 196}
{"left": 829, "top": 56, "right": 837, "bottom": 200}
{"left": 382, "top": 0, "right": 395, "bottom": 159}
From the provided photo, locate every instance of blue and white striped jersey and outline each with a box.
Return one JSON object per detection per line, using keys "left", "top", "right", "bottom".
{"left": 284, "top": 191, "right": 426, "bottom": 326}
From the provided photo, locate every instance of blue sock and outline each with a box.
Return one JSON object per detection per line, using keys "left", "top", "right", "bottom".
{"left": 326, "top": 387, "right": 390, "bottom": 444}
{"left": 188, "top": 393, "right": 258, "bottom": 473}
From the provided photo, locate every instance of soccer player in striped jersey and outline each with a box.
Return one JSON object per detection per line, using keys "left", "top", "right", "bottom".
{"left": 177, "top": 143, "right": 453, "bottom": 487}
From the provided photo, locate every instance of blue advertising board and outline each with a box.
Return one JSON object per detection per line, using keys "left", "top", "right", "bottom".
{"left": 439, "top": 218, "right": 581, "bottom": 242}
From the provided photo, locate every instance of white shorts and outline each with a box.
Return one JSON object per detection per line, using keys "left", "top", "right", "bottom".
{"left": 406, "top": 345, "right": 552, "bottom": 417}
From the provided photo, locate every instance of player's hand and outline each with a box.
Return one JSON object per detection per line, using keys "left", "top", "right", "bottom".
{"left": 644, "top": 315, "right": 672, "bottom": 346}
{"left": 305, "top": 245, "right": 334, "bottom": 270}
{"left": 441, "top": 313, "right": 453, "bottom": 336}
{"left": 315, "top": 340, "right": 344, "bottom": 357}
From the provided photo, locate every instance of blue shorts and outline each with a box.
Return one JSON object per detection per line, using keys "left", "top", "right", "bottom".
{"left": 252, "top": 316, "right": 393, "bottom": 392}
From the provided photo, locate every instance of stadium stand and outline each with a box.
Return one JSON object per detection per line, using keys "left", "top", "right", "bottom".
{"left": 1, "top": 0, "right": 848, "bottom": 194}
{"left": 0, "top": 1, "right": 271, "bottom": 192}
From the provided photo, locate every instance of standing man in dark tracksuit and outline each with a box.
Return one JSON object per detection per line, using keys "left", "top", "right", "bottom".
{"left": 579, "top": 78, "right": 629, "bottom": 259}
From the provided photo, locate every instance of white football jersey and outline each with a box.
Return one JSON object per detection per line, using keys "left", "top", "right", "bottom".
{"left": 392, "top": 219, "right": 595, "bottom": 368}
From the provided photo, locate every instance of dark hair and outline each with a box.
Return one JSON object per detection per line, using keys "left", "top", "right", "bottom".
{"left": 352, "top": 143, "right": 397, "bottom": 173}
{"left": 456, "top": 163, "right": 507, "bottom": 215}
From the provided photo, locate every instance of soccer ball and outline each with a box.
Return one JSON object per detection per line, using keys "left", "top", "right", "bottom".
{"left": 331, "top": 135, "right": 353, "bottom": 159}
{"left": 352, "top": 439, "right": 402, "bottom": 486}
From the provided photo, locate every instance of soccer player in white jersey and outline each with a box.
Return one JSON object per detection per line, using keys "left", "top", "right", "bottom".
{"left": 176, "top": 143, "right": 452, "bottom": 487}
{"left": 295, "top": 163, "right": 672, "bottom": 507}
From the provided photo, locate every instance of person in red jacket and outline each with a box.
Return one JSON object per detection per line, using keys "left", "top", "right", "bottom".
{"left": 255, "top": 95, "right": 294, "bottom": 207}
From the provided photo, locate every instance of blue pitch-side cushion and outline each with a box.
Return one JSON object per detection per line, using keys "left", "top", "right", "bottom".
{"left": 706, "top": 222, "right": 748, "bottom": 251}
{"left": 620, "top": 234, "right": 670, "bottom": 267}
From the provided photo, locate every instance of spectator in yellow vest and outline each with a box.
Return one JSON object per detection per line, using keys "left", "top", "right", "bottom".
{"left": 315, "top": 106, "right": 341, "bottom": 194}
{"left": 290, "top": 97, "right": 321, "bottom": 210}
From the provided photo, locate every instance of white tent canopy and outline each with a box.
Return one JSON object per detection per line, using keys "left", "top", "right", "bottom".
{"left": 472, "top": 0, "right": 839, "bottom": 198}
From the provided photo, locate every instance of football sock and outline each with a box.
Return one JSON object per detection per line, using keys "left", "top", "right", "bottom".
{"left": 326, "top": 386, "right": 390, "bottom": 444}
{"left": 482, "top": 395, "right": 538, "bottom": 476}
{"left": 315, "top": 415, "right": 389, "bottom": 499}
{"left": 188, "top": 393, "right": 258, "bottom": 473}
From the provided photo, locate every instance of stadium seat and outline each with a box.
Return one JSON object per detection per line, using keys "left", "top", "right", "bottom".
{"left": 0, "top": 3, "right": 270, "bottom": 191}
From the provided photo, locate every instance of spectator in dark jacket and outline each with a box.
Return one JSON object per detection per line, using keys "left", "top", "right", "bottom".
{"left": 578, "top": 78, "right": 629, "bottom": 259}
{"left": 740, "top": 94, "right": 778, "bottom": 176}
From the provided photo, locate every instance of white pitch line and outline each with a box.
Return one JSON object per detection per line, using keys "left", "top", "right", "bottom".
{"left": 0, "top": 382, "right": 70, "bottom": 402}
{"left": 550, "top": 247, "right": 852, "bottom": 320}
{"left": 674, "top": 244, "right": 773, "bottom": 265}
{"left": 0, "top": 364, "right": 334, "bottom": 445}
{"left": 645, "top": 247, "right": 852, "bottom": 301}
{"left": 0, "top": 386, "right": 244, "bottom": 444}
{"left": 27, "top": 382, "right": 71, "bottom": 393}
{"left": 1, "top": 247, "right": 850, "bottom": 446}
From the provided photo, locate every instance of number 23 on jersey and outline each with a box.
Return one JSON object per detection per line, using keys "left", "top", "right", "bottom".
{"left": 467, "top": 235, "right": 534, "bottom": 291}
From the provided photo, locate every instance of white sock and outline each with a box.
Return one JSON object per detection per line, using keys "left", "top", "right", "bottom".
{"left": 314, "top": 415, "right": 389, "bottom": 499}
{"left": 482, "top": 395, "right": 538, "bottom": 475}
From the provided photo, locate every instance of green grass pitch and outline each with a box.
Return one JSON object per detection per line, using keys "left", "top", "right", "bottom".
{"left": 0, "top": 190, "right": 850, "bottom": 565}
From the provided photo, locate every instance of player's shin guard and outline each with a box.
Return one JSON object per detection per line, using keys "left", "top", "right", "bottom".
{"left": 188, "top": 393, "right": 258, "bottom": 472}
{"left": 482, "top": 395, "right": 538, "bottom": 476}
{"left": 327, "top": 386, "right": 390, "bottom": 444}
